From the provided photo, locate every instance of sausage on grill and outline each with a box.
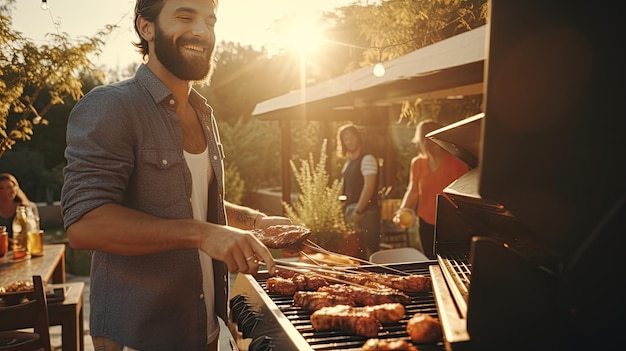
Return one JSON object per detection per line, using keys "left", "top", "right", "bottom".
{"left": 266, "top": 277, "right": 298, "bottom": 295}
{"left": 325, "top": 303, "right": 405, "bottom": 323}
{"left": 406, "top": 313, "right": 442, "bottom": 343}
{"left": 310, "top": 305, "right": 382, "bottom": 338}
{"left": 266, "top": 273, "right": 328, "bottom": 295}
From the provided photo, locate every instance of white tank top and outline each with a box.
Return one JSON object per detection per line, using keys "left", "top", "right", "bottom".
{"left": 184, "top": 147, "right": 219, "bottom": 344}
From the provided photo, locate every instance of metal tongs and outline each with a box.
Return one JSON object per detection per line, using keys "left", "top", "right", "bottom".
{"left": 294, "top": 239, "right": 411, "bottom": 276}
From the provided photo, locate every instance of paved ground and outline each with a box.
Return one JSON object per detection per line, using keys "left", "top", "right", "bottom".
{"left": 50, "top": 274, "right": 233, "bottom": 351}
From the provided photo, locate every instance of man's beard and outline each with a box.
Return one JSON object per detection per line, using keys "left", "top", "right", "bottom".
{"left": 153, "top": 22, "right": 215, "bottom": 82}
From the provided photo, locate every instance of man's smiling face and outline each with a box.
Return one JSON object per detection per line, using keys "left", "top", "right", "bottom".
{"left": 153, "top": 0, "right": 217, "bottom": 81}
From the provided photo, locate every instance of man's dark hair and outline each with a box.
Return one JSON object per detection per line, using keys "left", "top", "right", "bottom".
{"left": 133, "top": 0, "right": 218, "bottom": 59}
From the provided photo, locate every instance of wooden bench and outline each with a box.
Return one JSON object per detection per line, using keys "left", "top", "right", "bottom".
{"left": 47, "top": 281, "right": 85, "bottom": 351}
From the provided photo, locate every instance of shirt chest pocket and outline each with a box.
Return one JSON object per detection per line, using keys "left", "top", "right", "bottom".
{"left": 139, "top": 149, "right": 187, "bottom": 209}
{"left": 143, "top": 149, "right": 181, "bottom": 170}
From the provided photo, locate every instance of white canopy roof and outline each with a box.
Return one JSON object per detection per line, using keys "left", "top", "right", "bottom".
{"left": 252, "top": 25, "right": 487, "bottom": 120}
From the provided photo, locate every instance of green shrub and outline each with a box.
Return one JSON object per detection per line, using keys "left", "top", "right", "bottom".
{"left": 282, "top": 140, "right": 352, "bottom": 248}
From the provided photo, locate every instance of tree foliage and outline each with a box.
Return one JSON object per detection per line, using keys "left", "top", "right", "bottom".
{"left": 329, "top": 0, "right": 487, "bottom": 125}
{"left": 334, "top": 0, "right": 488, "bottom": 66}
{"left": 0, "top": 0, "right": 110, "bottom": 157}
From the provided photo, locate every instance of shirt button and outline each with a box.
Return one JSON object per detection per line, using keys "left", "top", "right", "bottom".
{"left": 213, "top": 155, "right": 218, "bottom": 160}
{"left": 169, "top": 99, "right": 175, "bottom": 105}
{"left": 199, "top": 293, "right": 204, "bottom": 299}
{"left": 162, "top": 159, "right": 168, "bottom": 165}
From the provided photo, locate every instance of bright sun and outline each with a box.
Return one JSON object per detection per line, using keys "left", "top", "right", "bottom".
{"left": 267, "top": 13, "right": 329, "bottom": 57}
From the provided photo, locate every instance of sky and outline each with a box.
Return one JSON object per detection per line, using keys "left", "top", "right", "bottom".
{"left": 10, "top": 0, "right": 357, "bottom": 71}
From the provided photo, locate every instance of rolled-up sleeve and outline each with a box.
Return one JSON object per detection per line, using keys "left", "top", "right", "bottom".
{"left": 61, "top": 86, "right": 136, "bottom": 229}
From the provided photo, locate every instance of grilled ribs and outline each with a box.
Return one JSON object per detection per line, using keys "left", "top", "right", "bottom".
{"left": 327, "top": 271, "right": 432, "bottom": 293}
{"left": 293, "top": 291, "right": 355, "bottom": 311}
{"left": 317, "top": 283, "right": 411, "bottom": 306}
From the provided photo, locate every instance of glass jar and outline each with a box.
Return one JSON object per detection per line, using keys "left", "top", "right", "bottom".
{"left": 0, "top": 226, "right": 8, "bottom": 258}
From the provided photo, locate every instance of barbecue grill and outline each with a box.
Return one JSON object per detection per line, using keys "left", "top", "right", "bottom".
{"left": 227, "top": 262, "right": 446, "bottom": 351}
{"left": 426, "top": 1, "right": 626, "bottom": 350}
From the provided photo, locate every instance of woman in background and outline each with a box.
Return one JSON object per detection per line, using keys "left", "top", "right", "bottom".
{"left": 0, "top": 173, "right": 35, "bottom": 241}
{"left": 337, "top": 124, "right": 381, "bottom": 259}
{"left": 396, "top": 120, "right": 469, "bottom": 259}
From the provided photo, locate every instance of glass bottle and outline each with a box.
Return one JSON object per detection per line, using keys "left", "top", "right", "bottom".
{"left": 12, "top": 205, "right": 33, "bottom": 259}
{"left": 26, "top": 205, "right": 43, "bottom": 256}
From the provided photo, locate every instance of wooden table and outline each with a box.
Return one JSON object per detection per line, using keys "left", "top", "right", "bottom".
{"left": 48, "top": 281, "right": 85, "bottom": 351}
{"left": 0, "top": 244, "right": 85, "bottom": 350}
{"left": 0, "top": 244, "right": 66, "bottom": 286}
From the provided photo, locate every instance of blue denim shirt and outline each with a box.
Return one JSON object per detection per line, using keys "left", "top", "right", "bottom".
{"left": 61, "top": 64, "right": 228, "bottom": 351}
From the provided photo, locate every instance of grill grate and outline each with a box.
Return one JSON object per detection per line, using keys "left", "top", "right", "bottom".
{"left": 253, "top": 263, "right": 447, "bottom": 351}
{"left": 436, "top": 254, "right": 472, "bottom": 320}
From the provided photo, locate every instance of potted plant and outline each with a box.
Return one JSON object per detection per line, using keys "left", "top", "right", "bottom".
{"left": 282, "top": 140, "right": 360, "bottom": 257}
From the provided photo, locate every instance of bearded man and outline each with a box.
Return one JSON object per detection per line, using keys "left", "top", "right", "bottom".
{"left": 61, "top": 1, "right": 290, "bottom": 350}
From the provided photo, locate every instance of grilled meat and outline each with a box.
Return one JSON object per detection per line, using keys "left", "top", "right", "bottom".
{"left": 275, "top": 268, "right": 297, "bottom": 279}
{"left": 367, "top": 273, "right": 431, "bottom": 293}
{"left": 310, "top": 305, "right": 382, "bottom": 338}
{"left": 292, "top": 273, "right": 328, "bottom": 290}
{"left": 251, "top": 224, "right": 311, "bottom": 249}
{"left": 329, "top": 272, "right": 431, "bottom": 293}
{"left": 266, "top": 273, "right": 329, "bottom": 295}
{"left": 266, "top": 276, "right": 298, "bottom": 295}
{"left": 325, "top": 303, "right": 405, "bottom": 323}
{"left": 318, "top": 283, "right": 411, "bottom": 305}
{"left": 362, "top": 338, "right": 419, "bottom": 351}
{"left": 362, "top": 303, "right": 405, "bottom": 323}
{"left": 406, "top": 313, "right": 442, "bottom": 343}
{"left": 293, "top": 291, "right": 355, "bottom": 311}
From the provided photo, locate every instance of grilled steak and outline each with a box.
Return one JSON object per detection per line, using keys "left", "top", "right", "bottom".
{"left": 251, "top": 224, "right": 311, "bottom": 249}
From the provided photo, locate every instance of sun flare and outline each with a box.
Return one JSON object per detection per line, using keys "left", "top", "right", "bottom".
{"left": 268, "top": 13, "right": 329, "bottom": 57}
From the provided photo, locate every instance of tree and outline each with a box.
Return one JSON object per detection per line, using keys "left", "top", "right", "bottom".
{"left": 335, "top": 0, "right": 488, "bottom": 66}
{"left": 0, "top": 0, "right": 111, "bottom": 158}
{"left": 332, "top": 0, "right": 488, "bottom": 124}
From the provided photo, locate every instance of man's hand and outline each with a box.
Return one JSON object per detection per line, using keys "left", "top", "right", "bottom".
{"left": 199, "top": 225, "right": 276, "bottom": 275}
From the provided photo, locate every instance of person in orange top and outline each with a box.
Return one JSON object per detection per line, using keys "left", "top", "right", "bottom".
{"left": 395, "top": 120, "right": 469, "bottom": 259}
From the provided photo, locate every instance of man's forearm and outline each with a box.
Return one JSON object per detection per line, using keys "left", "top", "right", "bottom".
{"left": 66, "top": 203, "right": 208, "bottom": 256}
{"left": 225, "top": 201, "right": 264, "bottom": 230}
